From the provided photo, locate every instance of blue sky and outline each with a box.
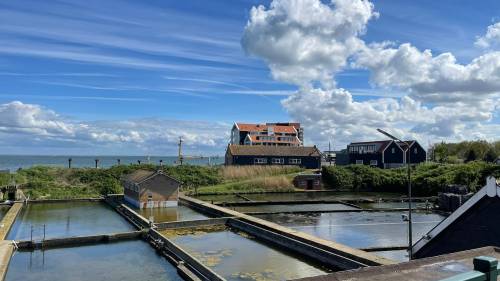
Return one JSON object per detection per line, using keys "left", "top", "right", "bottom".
{"left": 0, "top": 0, "right": 499, "bottom": 155}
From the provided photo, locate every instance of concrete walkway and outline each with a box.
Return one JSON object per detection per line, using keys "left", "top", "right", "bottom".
{"left": 0, "top": 241, "right": 13, "bottom": 281}
{"left": 0, "top": 203, "right": 22, "bottom": 240}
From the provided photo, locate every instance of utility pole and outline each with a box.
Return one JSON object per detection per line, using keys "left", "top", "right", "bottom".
{"left": 68, "top": 158, "right": 72, "bottom": 169}
{"left": 328, "top": 141, "right": 332, "bottom": 166}
{"left": 95, "top": 159, "right": 99, "bottom": 169}
{"left": 178, "top": 137, "right": 184, "bottom": 165}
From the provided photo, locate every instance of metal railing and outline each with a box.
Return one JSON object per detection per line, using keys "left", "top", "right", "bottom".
{"left": 439, "top": 256, "right": 499, "bottom": 281}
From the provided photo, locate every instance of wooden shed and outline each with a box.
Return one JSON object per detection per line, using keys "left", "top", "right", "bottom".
{"left": 122, "top": 170, "right": 181, "bottom": 209}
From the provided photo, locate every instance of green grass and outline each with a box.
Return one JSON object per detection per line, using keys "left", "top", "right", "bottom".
{"left": 9, "top": 164, "right": 222, "bottom": 200}
{"left": 195, "top": 174, "right": 299, "bottom": 194}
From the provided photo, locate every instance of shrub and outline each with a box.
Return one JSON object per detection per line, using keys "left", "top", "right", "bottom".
{"left": 321, "top": 166, "right": 353, "bottom": 190}
{"left": 322, "top": 162, "right": 500, "bottom": 196}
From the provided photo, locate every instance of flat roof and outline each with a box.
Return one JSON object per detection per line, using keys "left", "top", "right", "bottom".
{"left": 292, "top": 246, "right": 500, "bottom": 281}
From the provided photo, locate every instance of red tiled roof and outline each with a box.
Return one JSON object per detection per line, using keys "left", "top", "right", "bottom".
{"left": 236, "top": 123, "right": 297, "bottom": 134}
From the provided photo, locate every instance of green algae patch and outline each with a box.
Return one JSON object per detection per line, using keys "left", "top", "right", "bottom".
{"left": 159, "top": 224, "right": 227, "bottom": 239}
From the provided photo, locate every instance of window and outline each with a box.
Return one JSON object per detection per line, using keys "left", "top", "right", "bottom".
{"left": 414, "top": 148, "right": 418, "bottom": 154}
{"left": 147, "top": 192, "right": 153, "bottom": 201}
{"left": 254, "top": 158, "right": 267, "bottom": 164}
{"left": 289, "top": 158, "right": 301, "bottom": 164}
{"left": 271, "top": 158, "right": 284, "bottom": 164}
{"left": 370, "top": 160, "right": 378, "bottom": 166}
{"left": 356, "top": 160, "right": 363, "bottom": 164}
{"left": 392, "top": 148, "right": 395, "bottom": 154}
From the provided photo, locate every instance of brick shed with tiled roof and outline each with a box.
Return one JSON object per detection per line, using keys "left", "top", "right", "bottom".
{"left": 121, "top": 169, "right": 181, "bottom": 209}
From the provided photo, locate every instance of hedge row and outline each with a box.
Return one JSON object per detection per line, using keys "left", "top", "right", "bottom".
{"left": 322, "top": 162, "right": 500, "bottom": 196}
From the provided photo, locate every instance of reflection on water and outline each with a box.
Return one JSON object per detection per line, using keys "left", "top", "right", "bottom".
{"left": 358, "top": 202, "right": 429, "bottom": 209}
{"left": 133, "top": 205, "right": 209, "bottom": 223}
{"left": 256, "top": 211, "right": 445, "bottom": 249}
{"left": 169, "top": 227, "right": 330, "bottom": 280}
{"left": 7, "top": 202, "right": 134, "bottom": 240}
{"left": 231, "top": 203, "right": 358, "bottom": 213}
{"left": 373, "top": 250, "right": 408, "bottom": 262}
{"left": 5, "top": 240, "right": 182, "bottom": 281}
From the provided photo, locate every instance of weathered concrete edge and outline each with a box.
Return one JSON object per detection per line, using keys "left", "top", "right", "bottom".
{"left": 243, "top": 208, "right": 433, "bottom": 215}
{"left": 289, "top": 246, "right": 500, "bottom": 281}
{"left": 360, "top": 246, "right": 407, "bottom": 252}
{"left": 148, "top": 228, "right": 226, "bottom": 281}
{"left": 0, "top": 241, "right": 13, "bottom": 281}
{"left": 0, "top": 203, "right": 23, "bottom": 240}
{"left": 26, "top": 198, "right": 104, "bottom": 204}
{"left": 228, "top": 218, "right": 366, "bottom": 269}
{"left": 180, "top": 195, "right": 395, "bottom": 267}
{"left": 15, "top": 231, "right": 145, "bottom": 250}
{"left": 154, "top": 217, "right": 231, "bottom": 230}
{"left": 105, "top": 195, "right": 150, "bottom": 229}
{"left": 217, "top": 200, "right": 360, "bottom": 207}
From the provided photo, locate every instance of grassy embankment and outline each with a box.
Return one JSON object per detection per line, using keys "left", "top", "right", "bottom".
{"left": 322, "top": 161, "right": 500, "bottom": 196}
{"left": 5, "top": 161, "right": 498, "bottom": 199}
{"left": 0, "top": 164, "right": 303, "bottom": 199}
{"left": 193, "top": 165, "right": 304, "bottom": 194}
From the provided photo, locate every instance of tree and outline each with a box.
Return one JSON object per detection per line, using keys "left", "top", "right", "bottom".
{"left": 465, "top": 149, "right": 477, "bottom": 163}
{"left": 432, "top": 142, "right": 449, "bottom": 163}
{"left": 484, "top": 148, "right": 498, "bottom": 163}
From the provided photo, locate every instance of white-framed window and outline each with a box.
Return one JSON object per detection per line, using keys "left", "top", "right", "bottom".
{"left": 392, "top": 148, "right": 395, "bottom": 154}
{"left": 254, "top": 158, "right": 267, "bottom": 164}
{"left": 414, "top": 148, "right": 418, "bottom": 154}
{"left": 370, "top": 160, "right": 378, "bottom": 166}
{"left": 289, "top": 158, "right": 301, "bottom": 164}
{"left": 356, "top": 160, "right": 363, "bottom": 164}
{"left": 271, "top": 158, "right": 284, "bottom": 164}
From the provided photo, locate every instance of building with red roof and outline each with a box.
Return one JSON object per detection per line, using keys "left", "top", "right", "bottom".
{"left": 230, "top": 122, "right": 303, "bottom": 147}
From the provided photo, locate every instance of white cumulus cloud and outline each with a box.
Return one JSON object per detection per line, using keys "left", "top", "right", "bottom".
{"left": 242, "top": 0, "right": 377, "bottom": 87}
{"left": 475, "top": 22, "right": 500, "bottom": 49}
{"left": 243, "top": 0, "right": 500, "bottom": 149}
{"left": 0, "top": 101, "right": 230, "bottom": 155}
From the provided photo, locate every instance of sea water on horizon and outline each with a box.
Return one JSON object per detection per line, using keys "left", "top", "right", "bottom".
{"left": 0, "top": 155, "right": 223, "bottom": 171}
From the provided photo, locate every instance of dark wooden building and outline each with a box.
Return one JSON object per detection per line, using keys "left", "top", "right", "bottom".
{"left": 413, "top": 177, "right": 500, "bottom": 259}
{"left": 347, "top": 140, "right": 426, "bottom": 169}
{"left": 122, "top": 170, "right": 181, "bottom": 209}
{"left": 225, "top": 145, "right": 321, "bottom": 169}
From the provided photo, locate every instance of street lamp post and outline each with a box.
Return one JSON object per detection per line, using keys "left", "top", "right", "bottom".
{"left": 377, "top": 128, "right": 413, "bottom": 260}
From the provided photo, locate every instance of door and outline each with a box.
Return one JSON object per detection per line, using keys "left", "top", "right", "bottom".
{"left": 306, "top": 180, "right": 313, "bottom": 190}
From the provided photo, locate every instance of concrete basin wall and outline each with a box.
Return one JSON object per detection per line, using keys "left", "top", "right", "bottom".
{"left": 180, "top": 195, "right": 395, "bottom": 269}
